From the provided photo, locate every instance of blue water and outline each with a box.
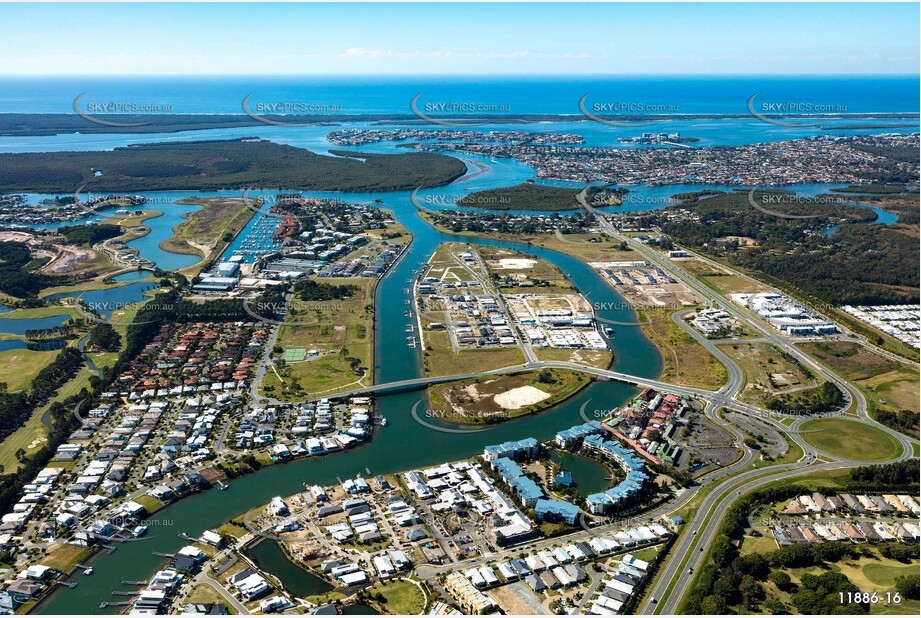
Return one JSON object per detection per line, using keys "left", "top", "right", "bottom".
{"left": 0, "top": 117, "right": 916, "bottom": 155}
{"left": 0, "top": 76, "right": 918, "bottom": 115}
{"left": 0, "top": 339, "right": 29, "bottom": 353}
{"left": 0, "top": 77, "right": 916, "bottom": 155}
{"left": 0, "top": 314, "right": 71, "bottom": 335}
{"left": 46, "top": 282, "right": 159, "bottom": 317}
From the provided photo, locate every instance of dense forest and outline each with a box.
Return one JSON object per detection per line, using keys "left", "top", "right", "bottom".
{"left": 294, "top": 278, "right": 359, "bottom": 301}
{"left": 457, "top": 182, "right": 580, "bottom": 212}
{"left": 645, "top": 191, "right": 920, "bottom": 305}
{"left": 85, "top": 322, "right": 121, "bottom": 352}
{"left": 0, "top": 139, "right": 467, "bottom": 193}
{"left": 58, "top": 223, "right": 123, "bottom": 246}
{"left": 0, "top": 241, "right": 58, "bottom": 298}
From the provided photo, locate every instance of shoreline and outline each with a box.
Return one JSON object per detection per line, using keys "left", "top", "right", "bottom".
{"left": 0, "top": 111, "right": 918, "bottom": 138}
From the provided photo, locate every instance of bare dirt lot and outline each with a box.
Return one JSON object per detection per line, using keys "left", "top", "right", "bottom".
{"left": 591, "top": 261, "right": 701, "bottom": 309}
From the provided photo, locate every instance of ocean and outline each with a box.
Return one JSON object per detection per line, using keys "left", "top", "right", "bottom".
{"left": 0, "top": 75, "right": 918, "bottom": 115}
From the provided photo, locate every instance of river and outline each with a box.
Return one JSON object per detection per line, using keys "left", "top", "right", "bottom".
{"left": 37, "top": 138, "right": 669, "bottom": 612}
{"left": 18, "top": 124, "right": 900, "bottom": 613}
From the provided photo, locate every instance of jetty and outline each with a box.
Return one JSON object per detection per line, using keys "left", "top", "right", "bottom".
{"left": 100, "top": 601, "right": 131, "bottom": 609}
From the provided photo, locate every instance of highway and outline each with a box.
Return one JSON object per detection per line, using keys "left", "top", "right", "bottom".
{"left": 571, "top": 189, "right": 917, "bottom": 614}
{"left": 249, "top": 192, "right": 915, "bottom": 614}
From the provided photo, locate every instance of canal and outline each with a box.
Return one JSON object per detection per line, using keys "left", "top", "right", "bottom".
{"left": 40, "top": 150, "right": 665, "bottom": 612}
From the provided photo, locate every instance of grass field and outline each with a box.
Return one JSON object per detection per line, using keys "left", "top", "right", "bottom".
{"left": 367, "top": 579, "right": 425, "bottom": 615}
{"left": 0, "top": 348, "right": 60, "bottom": 392}
{"left": 738, "top": 534, "right": 779, "bottom": 556}
{"left": 161, "top": 197, "right": 254, "bottom": 273}
{"left": 0, "top": 355, "right": 96, "bottom": 474}
{"left": 799, "top": 341, "right": 919, "bottom": 431}
{"left": 478, "top": 244, "right": 575, "bottom": 293}
{"left": 428, "top": 368, "right": 591, "bottom": 423}
{"left": 260, "top": 277, "right": 375, "bottom": 399}
{"left": 636, "top": 308, "right": 728, "bottom": 390}
{"left": 679, "top": 258, "right": 772, "bottom": 295}
{"left": 186, "top": 584, "right": 235, "bottom": 611}
{"left": 422, "top": 330, "right": 525, "bottom": 376}
{"left": 534, "top": 346, "right": 612, "bottom": 368}
{"left": 135, "top": 494, "right": 165, "bottom": 514}
{"left": 721, "top": 342, "right": 818, "bottom": 406}
{"left": 798, "top": 418, "right": 903, "bottom": 462}
{"left": 40, "top": 544, "right": 93, "bottom": 573}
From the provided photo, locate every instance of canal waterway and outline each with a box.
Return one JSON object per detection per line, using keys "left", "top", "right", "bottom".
{"left": 21, "top": 126, "right": 904, "bottom": 613}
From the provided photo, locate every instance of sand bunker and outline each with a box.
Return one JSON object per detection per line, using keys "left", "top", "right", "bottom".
{"left": 493, "top": 385, "right": 551, "bottom": 409}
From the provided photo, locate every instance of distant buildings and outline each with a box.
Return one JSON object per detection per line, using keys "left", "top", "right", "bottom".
{"left": 730, "top": 292, "right": 838, "bottom": 336}
{"left": 840, "top": 304, "right": 920, "bottom": 350}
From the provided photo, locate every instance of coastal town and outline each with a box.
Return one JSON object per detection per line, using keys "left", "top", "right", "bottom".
{"left": 0, "top": 15, "right": 919, "bottom": 616}
{"left": 410, "top": 133, "right": 920, "bottom": 187}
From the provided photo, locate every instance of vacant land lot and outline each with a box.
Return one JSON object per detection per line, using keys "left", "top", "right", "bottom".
{"left": 428, "top": 369, "right": 590, "bottom": 423}
{"left": 534, "top": 346, "right": 611, "bottom": 368}
{"left": 261, "top": 277, "right": 375, "bottom": 399}
{"left": 637, "top": 308, "right": 727, "bottom": 390}
{"left": 800, "top": 340, "right": 919, "bottom": 433}
{"left": 479, "top": 245, "right": 574, "bottom": 292}
{"left": 423, "top": 330, "right": 525, "bottom": 376}
{"left": 680, "top": 257, "right": 772, "bottom": 295}
{"left": 721, "top": 342, "right": 818, "bottom": 406}
{"left": 162, "top": 197, "right": 254, "bottom": 274}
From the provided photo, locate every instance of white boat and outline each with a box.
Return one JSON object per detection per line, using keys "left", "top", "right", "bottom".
{"left": 132, "top": 525, "right": 148, "bottom": 537}
{"left": 83, "top": 567, "right": 93, "bottom": 575}
{"left": 380, "top": 418, "right": 388, "bottom": 426}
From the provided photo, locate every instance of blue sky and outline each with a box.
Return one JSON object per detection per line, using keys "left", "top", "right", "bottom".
{"left": 0, "top": 2, "right": 918, "bottom": 75}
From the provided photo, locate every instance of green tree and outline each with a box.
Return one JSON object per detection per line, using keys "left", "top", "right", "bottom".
{"left": 895, "top": 574, "right": 920, "bottom": 600}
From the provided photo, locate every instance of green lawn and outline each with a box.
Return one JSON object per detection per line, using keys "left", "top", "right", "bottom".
{"left": 798, "top": 418, "right": 903, "bottom": 462}
{"left": 367, "top": 579, "right": 425, "bottom": 615}
{"left": 135, "top": 495, "right": 165, "bottom": 514}
{"left": 0, "top": 362, "right": 96, "bottom": 473}
{"left": 0, "top": 348, "right": 59, "bottom": 392}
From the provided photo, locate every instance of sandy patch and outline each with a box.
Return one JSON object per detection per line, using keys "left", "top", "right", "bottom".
{"left": 496, "top": 258, "right": 537, "bottom": 269}
{"left": 493, "top": 385, "right": 550, "bottom": 409}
